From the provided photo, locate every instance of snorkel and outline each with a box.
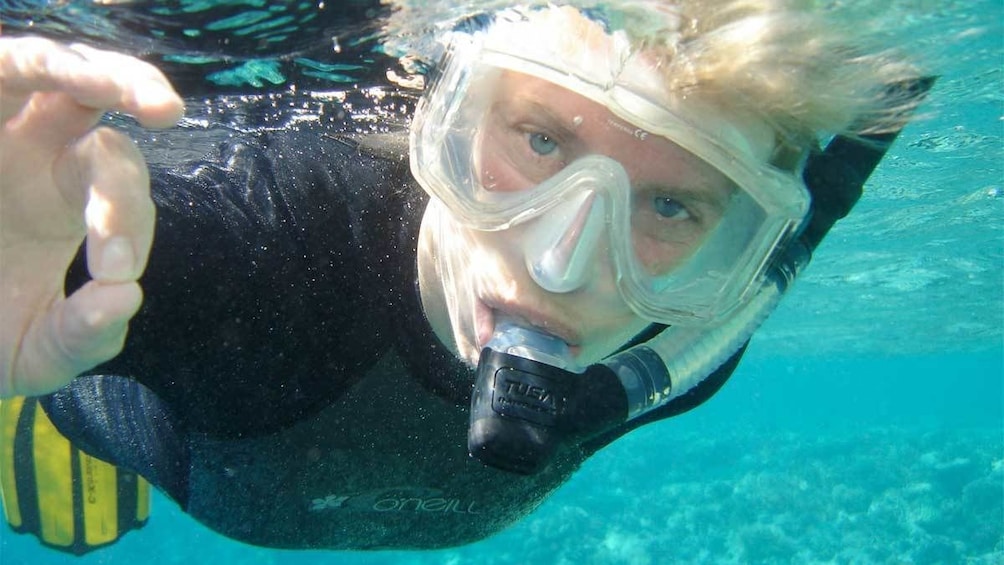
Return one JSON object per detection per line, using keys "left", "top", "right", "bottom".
{"left": 407, "top": 5, "right": 933, "bottom": 474}
{"left": 467, "top": 77, "right": 934, "bottom": 474}
{"left": 469, "top": 242, "right": 803, "bottom": 474}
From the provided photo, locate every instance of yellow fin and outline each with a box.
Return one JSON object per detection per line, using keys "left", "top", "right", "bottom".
{"left": 0, "top": 396, "right": 150, "bottom": 555}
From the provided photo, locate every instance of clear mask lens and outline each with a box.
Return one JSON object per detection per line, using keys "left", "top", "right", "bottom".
{"left": 410, "top": 31, "right": 810, "bottom": 326}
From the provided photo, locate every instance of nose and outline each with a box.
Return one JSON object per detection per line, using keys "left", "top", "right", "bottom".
{"left": 523, "top": 190, "right": 606, "bottom": 293}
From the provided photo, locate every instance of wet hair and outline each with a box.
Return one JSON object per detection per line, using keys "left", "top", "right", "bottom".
{"left": 385, "top": 1, "right": 924, "bottom": 150}
{"left": 604, "top": 0, "right": 923, "bottom": 143}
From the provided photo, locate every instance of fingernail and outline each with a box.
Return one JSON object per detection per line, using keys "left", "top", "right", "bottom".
{"left": 137, "top": 80, "right": 179, "bottom": 108}
{"left": 97, "top": 236, "right": 136, "bottom": 281}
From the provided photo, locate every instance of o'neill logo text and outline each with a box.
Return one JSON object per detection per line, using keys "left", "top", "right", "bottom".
{"left": 309, "top": 487, "right": 480, "bottom": 515}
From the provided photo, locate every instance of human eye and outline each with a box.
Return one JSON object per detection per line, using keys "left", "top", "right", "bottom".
{"left": 651, "top": 196, "right": 692, "bottom": 221}
{"left": 508, "top": 125, "right": 567, "bottom": 181}
{"left": 632, "top": 187, "right": 707, "bottom": 246}
{"left": 632, "top": 192, "right": 708, "bottom": 274}
{"left": 527, "top": 131, "right": 559, "bottom": 156}
{"left": 637, "top": 188, "right": 699, "bottom": 227}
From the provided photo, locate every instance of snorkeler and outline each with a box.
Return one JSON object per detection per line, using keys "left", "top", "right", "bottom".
{"left": 0, "top": 1, "right": 928, "bottom": 553}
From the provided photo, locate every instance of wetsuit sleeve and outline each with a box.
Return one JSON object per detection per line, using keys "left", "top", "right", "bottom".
{"left": 65, "top": 130, "right": 409, "bottom": 437}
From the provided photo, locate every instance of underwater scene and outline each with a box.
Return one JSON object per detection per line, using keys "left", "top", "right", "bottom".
{"left": 0, "top": 0, "right": 1001, "bottom": 563}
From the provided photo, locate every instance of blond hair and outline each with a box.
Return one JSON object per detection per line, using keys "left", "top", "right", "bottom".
{"left": 385, "top": 0, "right": 924, "bottom": 147}
{"left": 604, "top": 0, "right": 922, "bottom": 143}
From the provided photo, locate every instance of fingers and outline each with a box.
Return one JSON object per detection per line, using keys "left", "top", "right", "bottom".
{"left": 54, "top": 126, "right": 155, "bottom": 283}
{"left": 0, "top": 36, "right": 184, "bottom": 131}
{"left": 9, "top": 281, "right": 142, "bottom": 397}
{"left": 68, "top": 42, "right": 185, "bottom": 128}
{"left": 0, "top": 38, "right": 168, "bottom": 398}
{"left": 56, "top": 281, "right": 143, "bottom": 372}
{"left": 0, "top": 126, "right": 152, "bottom": 397}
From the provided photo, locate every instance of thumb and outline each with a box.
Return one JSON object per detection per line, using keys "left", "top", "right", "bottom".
{"left": 12, "top": 281, "right": 142, "bottom": 396}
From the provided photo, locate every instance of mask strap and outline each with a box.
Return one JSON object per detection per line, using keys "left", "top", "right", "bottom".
{"left": 802, "top": 76, "right": 937, "bottom": 251}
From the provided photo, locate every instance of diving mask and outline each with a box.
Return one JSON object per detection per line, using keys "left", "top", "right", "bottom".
{"left": 410, "top": 7, "right": 931, "bottom": 476}
{"left": 410, "top": 8, "right": 811, "bottom": 327}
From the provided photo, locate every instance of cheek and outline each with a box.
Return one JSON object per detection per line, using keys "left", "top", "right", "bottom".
{"left": 577, "top": 313, "right": 651, "bottom": 365}
{"left": 631, "top": 232, "right": 696, "bottom": 276}
{"left": 467, "top": 228, "right": 528, "bottom": 283}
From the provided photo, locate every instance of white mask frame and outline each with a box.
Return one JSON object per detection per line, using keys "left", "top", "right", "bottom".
{"left": 410, "top": 16, "right": 811, "bottom": 326}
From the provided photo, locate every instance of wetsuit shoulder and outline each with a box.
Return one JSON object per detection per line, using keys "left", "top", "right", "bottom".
{"left": 67, "top": 128, "right": 417, "bottom": 437}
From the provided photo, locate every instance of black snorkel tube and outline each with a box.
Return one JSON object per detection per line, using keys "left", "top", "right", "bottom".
{"left": 469, "top": 77, "right": 936, "bottom": 475}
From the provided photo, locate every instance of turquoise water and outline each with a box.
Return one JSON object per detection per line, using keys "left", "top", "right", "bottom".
{"left": 3, "top": 352, "right": 1000, "bottom": 563}
{"left": 1, "top": 1, "right": 1001, "bottom": 563}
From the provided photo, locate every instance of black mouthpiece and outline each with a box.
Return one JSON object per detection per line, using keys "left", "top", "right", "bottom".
{"left": 468, "top": 348, "right": 627, "bottom": 474}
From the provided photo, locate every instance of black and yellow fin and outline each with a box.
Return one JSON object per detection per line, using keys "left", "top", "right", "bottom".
{"left": 0, "top": 396, "right": 150, "bottom": 556}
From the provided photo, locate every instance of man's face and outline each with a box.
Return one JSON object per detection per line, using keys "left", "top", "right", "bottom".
{"left": 418, "top": 72, "right": 735, "bottom": 367}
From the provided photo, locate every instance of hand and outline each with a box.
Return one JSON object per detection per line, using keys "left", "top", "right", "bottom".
{"left": 0, "top": 36, "right": 184, "bottom": 397}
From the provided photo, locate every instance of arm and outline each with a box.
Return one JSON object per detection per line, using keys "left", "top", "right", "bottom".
{"left": 0, "top": 37, "right": 183, "bottom": 397}
{"left": 72, "top": 131, "right": 406, "bottom": 436}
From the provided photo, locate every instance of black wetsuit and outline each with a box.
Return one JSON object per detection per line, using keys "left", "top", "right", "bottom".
{"left": 41, "top": 125, "right": 737, "bottom": 549}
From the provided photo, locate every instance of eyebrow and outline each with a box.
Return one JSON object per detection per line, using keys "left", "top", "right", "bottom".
{"left": 500, "top": 93, "right": 581, "bottom": 142}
